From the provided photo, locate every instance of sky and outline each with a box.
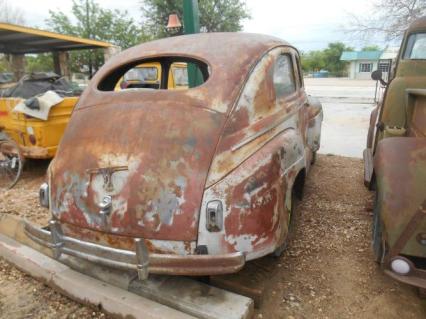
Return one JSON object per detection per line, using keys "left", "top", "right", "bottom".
{"left": 13, "top": 0, "right": 390, "bottom": 51}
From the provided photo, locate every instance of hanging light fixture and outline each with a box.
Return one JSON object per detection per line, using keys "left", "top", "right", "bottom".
{"left": 166, "top": 13, "right": 182, "bottom": 35}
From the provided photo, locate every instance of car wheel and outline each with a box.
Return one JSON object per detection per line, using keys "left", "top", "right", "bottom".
{"left": 273, "top": 188, "right": 296, "bottom": 257}
{"left": 372, "top": 190, "right": 386, "bottom": 263}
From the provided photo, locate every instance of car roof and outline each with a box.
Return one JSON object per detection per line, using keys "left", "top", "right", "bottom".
{"left": 82, "top": 33, "right": 293, "bottom": 114}
{"left": 105, "top": 32, "right": 289, "bottom": 67}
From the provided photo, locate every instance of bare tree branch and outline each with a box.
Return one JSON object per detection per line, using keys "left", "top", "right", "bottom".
{"left": 0, "top": 0, "right": 25, "bottom": 25}
{"left": 346, "top": 0, "right": 426, "bottom": 41}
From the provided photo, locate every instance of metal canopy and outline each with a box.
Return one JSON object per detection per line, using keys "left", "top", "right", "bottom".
{"left": 0, "top": 23, "right": 112, "bottom": 54}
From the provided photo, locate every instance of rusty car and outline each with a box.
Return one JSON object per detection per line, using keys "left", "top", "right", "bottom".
{"left": 364, "top": 16, "right": 426, "bottom": 293}
{"left": 25, "top": 33, "right": 323, "bottom": 279}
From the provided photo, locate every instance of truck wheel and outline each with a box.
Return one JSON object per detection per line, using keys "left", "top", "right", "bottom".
{"left": 372, "top": 191, "right": 385, "bottom": 263}
{"left": 273, "top": 188, "right": 296, "bottom": 257}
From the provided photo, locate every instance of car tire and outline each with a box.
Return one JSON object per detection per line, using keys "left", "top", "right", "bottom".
{"left": 372, "top": 190, "right": 385, "bottom": 264}
{"left": 273, "top": 189, "right": 296, "bottom": 257}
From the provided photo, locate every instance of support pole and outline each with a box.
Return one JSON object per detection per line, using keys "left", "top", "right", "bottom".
{"left": 183, "top": 0, "right": 202, "bottom": 87}
{"left": 183, "top": 0, "right": 200, "bottom": 35}
{"left": 10, "top": 54, "right": 25, "bottom": 81}
{"left": 53, "top": 51, "right": 71, "bottom": 80}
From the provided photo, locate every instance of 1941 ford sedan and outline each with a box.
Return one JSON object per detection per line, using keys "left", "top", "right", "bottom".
{"left": 26, "top": 33, "right": 323, "bottom": 280}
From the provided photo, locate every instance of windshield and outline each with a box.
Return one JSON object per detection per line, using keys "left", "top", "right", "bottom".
{"left": 123, "top": 67, "right": 158, "bottom": 82}
{"left": 403, "top": 33, "right": 426, "bottom": 59}
{"left": 172, "top": 66, "right": 189, "bottom": 87}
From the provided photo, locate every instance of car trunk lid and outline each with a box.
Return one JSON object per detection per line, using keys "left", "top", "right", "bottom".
{"left": 50, "top": 100, "right": 225, "bottom": 241}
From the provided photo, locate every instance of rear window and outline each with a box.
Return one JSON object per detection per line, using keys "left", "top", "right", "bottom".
{"left": 403, "top": 33, "right": 426, "bottom": 60}
{"left": 98, "top": 57, "right": 209, "bottom": 91}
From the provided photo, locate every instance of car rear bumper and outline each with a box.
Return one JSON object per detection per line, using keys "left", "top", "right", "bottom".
{"left": 24, "top": 220, "right": 245, "bottom": 279}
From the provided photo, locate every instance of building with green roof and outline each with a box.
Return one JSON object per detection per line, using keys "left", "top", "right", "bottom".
{"left": 340, "top": 50, "right": 383, "bottom": 80}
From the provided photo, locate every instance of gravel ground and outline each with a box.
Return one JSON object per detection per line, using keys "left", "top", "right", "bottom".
{"left": 0, "top": 155, "right": 425, "bottom": 319}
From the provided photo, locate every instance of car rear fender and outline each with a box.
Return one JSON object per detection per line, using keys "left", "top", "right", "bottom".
{"left": 197, "top": 128, "right": 305, "bottom": 260}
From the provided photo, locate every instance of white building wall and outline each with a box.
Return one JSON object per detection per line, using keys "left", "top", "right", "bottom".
{"left": 348, "top": 61, "right": 356, "bottom": 79}
{"left": 354, "top": 60, "right": 378, "bottom": 80}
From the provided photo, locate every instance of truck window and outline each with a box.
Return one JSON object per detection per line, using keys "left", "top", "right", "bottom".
{"left": 403, "top": 33, "right": 426, "bottom": 60}
{"left": 273, "top": 54, "right": 296, "bottom": 97}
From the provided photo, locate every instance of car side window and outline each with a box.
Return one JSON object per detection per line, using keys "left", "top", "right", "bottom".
{"left": 273, "top": 54, "right": 296, "bottom": 97}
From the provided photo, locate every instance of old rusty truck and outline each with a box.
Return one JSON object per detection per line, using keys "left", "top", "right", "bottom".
{"left": 26, "top": 33, "right": 323, "bottom": 279}
{"left": 364, "top": 16, "right": 426, "bottom": 293}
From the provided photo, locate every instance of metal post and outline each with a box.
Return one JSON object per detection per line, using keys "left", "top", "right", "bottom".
{"left": 183, "top": 0, "right": 203, "bottom": 87}
{"left": 183, "top": 0, "right": 200, "bottom": 34}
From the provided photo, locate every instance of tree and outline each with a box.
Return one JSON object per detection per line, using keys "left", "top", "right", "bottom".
{"left": 140, "top": 0, "right": 251, "bottom": 38}
{"left": 0, "top": 0, "right": 25, "bottom": 24}
{"left": 301, "top": 50, "right": 326, "bottom": 72}
{"left": 47, "top": 0, "right": 145, "bottom": 75}
{"left": 301, "top": 42, "right": 354, "bottom": 76}
{"left": 348, "top": 0, "right": 426, "bottom": 40}
{"left": 323, "top": 42, "right": 354, "bottom": 75}
{"left": 362, "top": 45, "right": 382, "bottom": 51}
{"left": 26, "top": 54, "right": 54, "bottom": 73}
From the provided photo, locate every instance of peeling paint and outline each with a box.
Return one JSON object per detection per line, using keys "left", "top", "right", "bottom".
{"left": 43, "top": 33, "right": 322, "bottom": 275}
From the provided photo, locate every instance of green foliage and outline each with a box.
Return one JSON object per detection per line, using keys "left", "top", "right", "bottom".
{"left": 0, "top": 56, "right": 8, "bottom": 72}
{"left": 301, "top": 42, "right": 354, "bottom": 76}
{"left": 301, "top": 50, "right": 326, "bottom": 73}
{"left": 26, "top": 54, "right": 54, "bottom": 73}
{"left": 362, "top": 45, "right": 381, "bottom": 51}
{"left": 47, "top": 0, "right": 145, "bottom": 75}
{"left": 141, "top": 0, "right": 251, "bottom": 38}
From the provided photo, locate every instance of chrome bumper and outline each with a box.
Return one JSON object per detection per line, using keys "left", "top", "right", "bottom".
{"left": 24, "top": 220, "right": 245, "bottom": 280}
{"left": 384, "top": 267, "right": 426, "bottom": 289}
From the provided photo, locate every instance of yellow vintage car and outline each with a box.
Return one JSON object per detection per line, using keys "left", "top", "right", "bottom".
{"left": 0, "top": 63, "right": 188, "bottom": 189}
{"left": 0, "top": 96, "right": 77, "bottom": 159}
{"left": 0, "top": 22, "right": 114, "bottom": 189}
{"left": 0, "top": 63, "right": 188, "bottom": 160}
{"left": 115, "top": 62, "right": 188, "bottom": 90}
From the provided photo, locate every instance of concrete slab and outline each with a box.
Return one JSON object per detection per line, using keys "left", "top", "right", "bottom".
{"left": 210, "top": 255, "right": 279, "bottom": 308}
{"left": 0, "top": 233, "right": 196, "bottom": 319}
{"left": 0, "top": 213, "right": 255, "bottom": 319}
{"left": 129, "top": 275, "right": 254, "bottom": 319}
{"left": 64, "top": 256, "right": 254, "bottom": 319}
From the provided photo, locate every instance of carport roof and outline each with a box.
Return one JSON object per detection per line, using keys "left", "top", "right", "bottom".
{"left": 340, "top": 50, "right": 382, "bottom": 61}
{"left": 0, "top": 22, "right": 112, "bottom": 54}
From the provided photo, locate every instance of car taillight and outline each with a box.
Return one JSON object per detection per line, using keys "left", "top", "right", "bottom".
{"left": 206, "top": 200, "right": 223, "bottom": 232}
{"left": 39, "top": 182, "right": 49, "bottom": 208}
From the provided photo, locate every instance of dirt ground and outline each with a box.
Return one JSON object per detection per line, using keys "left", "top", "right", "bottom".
{"left": 0, "top": 155, "right": 425, "bottom": 319}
